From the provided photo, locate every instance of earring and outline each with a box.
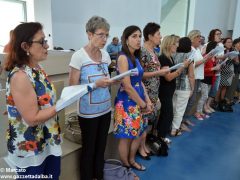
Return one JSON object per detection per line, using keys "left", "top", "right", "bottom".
{"left": 27, "top": 52, "right": 30, "bottom": 56}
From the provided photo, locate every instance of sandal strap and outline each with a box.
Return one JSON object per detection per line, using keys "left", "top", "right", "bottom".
{"left": 130, "top": 162, "right": 146, "bottom": 171}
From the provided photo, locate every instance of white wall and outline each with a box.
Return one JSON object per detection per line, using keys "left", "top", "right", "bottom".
{"left": 232, "top": 0, "right": 240, "bottom": 39}
{"left": 33, "top": 0, "right": 53, "bottom": 49}
{"left": 161, "top": 0, "right": 189, "bottom": 37}
{"left": 51, "top": 0, "right": 161, "bottom": 50}
{"left": 189, "top": 0, "right": 236, "bottom": 39}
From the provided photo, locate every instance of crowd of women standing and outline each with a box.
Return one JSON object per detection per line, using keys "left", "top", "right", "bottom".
{"left": 3, "top": 15, "right": 240, "bottom": 180}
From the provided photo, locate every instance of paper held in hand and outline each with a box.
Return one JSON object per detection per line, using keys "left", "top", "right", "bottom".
{"left": 110, "top": 68, "right": 138, "bottom": 81}
{"left": 55, "top": 68, "right": 139, "bottom": 112}
{"left": 169, "top": 63, "right": 184, "bottom": 71}
{"left": 207, "top": 46, "right": 224, "bottom": 57}
{"left": 219, "top": 51, "right": 239, "bottom": 66}
{"left": 56, "top": 84, "right": 90, "bottom": 112}
{"left": 225, "top": 51, "right": 239, "bottom": 59}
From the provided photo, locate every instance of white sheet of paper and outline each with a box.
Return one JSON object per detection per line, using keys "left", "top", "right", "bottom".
{"left": 110, "top": 68, "right": 138, "bottom": 81}
{"left": 225, "top": 51, "right": 239, "bottom": 59}
{"left": 208, "top": 46, "right": 224, "bottom": 57}
{"left": 169, "top": 63, "right": 184, "bottom": 71}
{"left": 56, "top": 68, "right": 139, "bottom": 112}
{"left": 56, "top": 84, "right": 89, "bottom": 112}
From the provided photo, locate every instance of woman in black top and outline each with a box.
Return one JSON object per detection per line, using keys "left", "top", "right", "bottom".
{"left": 157, "top": 35, "right": 189, "bottom": 143}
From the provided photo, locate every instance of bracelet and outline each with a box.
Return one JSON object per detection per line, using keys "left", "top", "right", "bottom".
{"left": 175, "top": 71, "right": 180, "bottom": 76}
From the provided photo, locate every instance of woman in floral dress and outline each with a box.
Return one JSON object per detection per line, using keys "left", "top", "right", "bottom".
{"left": 114, "top": 25, "right": 152, "bottom": 172}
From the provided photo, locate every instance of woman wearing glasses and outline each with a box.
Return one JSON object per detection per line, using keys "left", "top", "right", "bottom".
{"left": 114, "top": 25, "right": 152, "bottom": 173}
{"left": 4, "top": 22, "right": 62, "bottom": 179}
{"left": 69, "top": 16, "right": 115, "bottom": 180}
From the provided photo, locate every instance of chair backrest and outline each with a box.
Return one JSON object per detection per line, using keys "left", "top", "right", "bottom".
{"left": 0, "top": 89, "right": 8, "bottom": 157}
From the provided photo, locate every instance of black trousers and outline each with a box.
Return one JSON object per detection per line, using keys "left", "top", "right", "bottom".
{"left": 157, "top": 88, "right": 174, "bottom": 138}
{"left": 78, "top": 112, "right": 111, "bottom": 180}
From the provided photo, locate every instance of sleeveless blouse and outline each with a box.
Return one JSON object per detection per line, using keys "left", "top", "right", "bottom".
{"left": 5, "top": 65, "right": 62, "bottom": 168}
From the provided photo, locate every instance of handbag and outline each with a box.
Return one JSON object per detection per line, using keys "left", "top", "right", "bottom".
{"left": 64, "top": 112, "right": 82, "bottom": 144}
{"left": 146, "top": 134, "right": 169, "bottom": 156}
{"left": 104, "top": 159, "right": 135, "bottom": 180}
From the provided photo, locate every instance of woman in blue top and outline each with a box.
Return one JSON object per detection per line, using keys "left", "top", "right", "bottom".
{"left": 114, "top": 25, "right": 152, "bottom": 172}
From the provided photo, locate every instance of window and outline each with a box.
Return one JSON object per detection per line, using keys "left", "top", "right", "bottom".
{"left": 0, "top": 0, "right": 26, "bottom": 52}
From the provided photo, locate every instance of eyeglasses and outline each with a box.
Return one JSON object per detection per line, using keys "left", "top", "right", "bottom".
{"left": 30, "top": 39, "right": 48, "bottom": 47}
{"left": 97, "top": 63, "right": 108, "bottom": 76}
{"left": 94, "top": 33, "right": 110, "bottom": 39}
{"left": 215, "top": 33, "right": 222, "bottom": 36}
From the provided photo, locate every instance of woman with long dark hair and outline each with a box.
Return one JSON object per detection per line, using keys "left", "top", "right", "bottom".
{"left": 114, "top": 25, "right": 152, "bottom": 173}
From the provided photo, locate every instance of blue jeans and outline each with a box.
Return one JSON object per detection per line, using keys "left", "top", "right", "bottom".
{"left": 17, "top": 155, "right": 61, "bottom": 180}
{"left": 209, "top": 75, "right": 220, "bottom": 98}
{"left": 183, "top": 79, "right": 201, "bottom": 119}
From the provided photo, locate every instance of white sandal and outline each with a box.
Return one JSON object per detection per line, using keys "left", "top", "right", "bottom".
{"left": 163, "top": 137, "right": 172, "bottom": 144}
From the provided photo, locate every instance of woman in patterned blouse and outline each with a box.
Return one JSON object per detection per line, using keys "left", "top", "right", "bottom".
{"left": 4, "top": 22, "right": 62, "bottom": 179}
{"left": 139, "top": 22, "right": 169, "bottom": 157}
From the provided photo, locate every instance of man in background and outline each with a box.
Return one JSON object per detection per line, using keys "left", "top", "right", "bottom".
{"left": 107, "top": 37, "right": 121, "bottom": 75}
{"left": 107, "top": 37, "right": 121, "bottom": 60}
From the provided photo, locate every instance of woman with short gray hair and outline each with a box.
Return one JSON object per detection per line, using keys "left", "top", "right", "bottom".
{"left": 85, "top": 15, "right": 110, "bottom": 33}
{"left": 69, "top": 16, "right": 115, "bottom": 180}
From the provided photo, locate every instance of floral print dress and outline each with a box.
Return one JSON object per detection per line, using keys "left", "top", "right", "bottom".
{"left": 6, "top": 65, "right": 62, "bottom": 168}
{"left": 114, "top": 54, "right": 147, "bottom": 139}
{"left": 141, "top": 47, "right": 161, "bottom": 122}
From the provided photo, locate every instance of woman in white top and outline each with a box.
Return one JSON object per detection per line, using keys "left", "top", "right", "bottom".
{"left": 183, "top": 30, "right": 212, "bottom": 121}
{"left": 69, "top": 16, "right": 116, "bottom": 180}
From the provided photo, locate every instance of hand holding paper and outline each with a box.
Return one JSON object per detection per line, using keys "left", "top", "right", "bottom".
{"left": 225, "top": 51, "right": 239, "bottom": 59}
{"left": 169, "top": 63, "right": 184, "bottom": 71}
{"left": 55, "top": 68, "right": 139, "bottom": 112}
{"left": 110, "top": 68, "right": 138, "bottom": 81}
{"left": 56, "top": 84, "right": 90, "bottom": 112}
{"left": 207, "top": 46, "right": 224, "bottom": 57}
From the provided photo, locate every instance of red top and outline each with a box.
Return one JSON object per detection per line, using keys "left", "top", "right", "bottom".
{"left": 204, "top": 57, "right": 217, "bottom": 85}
